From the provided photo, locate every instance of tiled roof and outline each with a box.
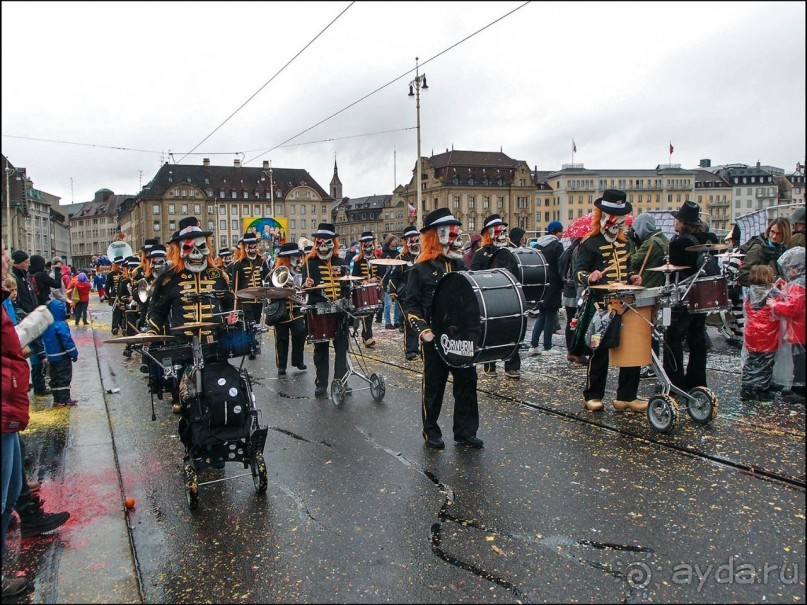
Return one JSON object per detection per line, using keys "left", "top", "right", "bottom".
{"left": 340, "top": 195, "right": 390, "bottom": 212}
{"left": 428, "top": 150, "right": 524, "bottom": 169}
{"left": 139, "top": 163, "right": 332, "bottom": 202}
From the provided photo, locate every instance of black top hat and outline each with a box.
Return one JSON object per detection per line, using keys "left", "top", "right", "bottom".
{"left": 421, "top": 208, "right": 461, "bottom": 233}
{"left": 312, "top": 223, "right": 337, "bottom": 238}
{"left": 402, "top": 225, "right": 419, "bottom": 238}
{"left": 594, "top": 189, "right": 632, "bottom": 216}
{"left": 242, "top": 232, "right": 260, "bottom": 245}
{"left": 481, "top": 214, "right": 504, "bottom": 233}
{"left": 141, "top": 238, "right": 159, "bottom": 251}
{"left": 148, "top": 244, "right": 167, "bottom": 258}
{"left": 359, "top": 231, "right": 375, "bottom": 242}
{"left": 218, "top": 247, "right": 232, "bottom": 257}
{"left": 671, "top": 200, "right": 701, "bottom": 225}
{"left": 125, "top": 255, "right": 141, "bottom": 267}
{"left": 278, "top": 242, "right": 303, "bottom": 257}
{"left": 168, "top": 217, "right": 213, "bottom": 242}
{"left": 724, "top": 224, "right": 741, "bottom": 243}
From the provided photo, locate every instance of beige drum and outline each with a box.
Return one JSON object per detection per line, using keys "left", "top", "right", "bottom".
{"left": 607, "top": 295, "right": 652, "bottom": 368}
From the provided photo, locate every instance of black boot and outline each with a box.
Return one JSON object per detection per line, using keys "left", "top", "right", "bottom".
{"left": 17, "top": 495, "right": 71, "bottom": 538}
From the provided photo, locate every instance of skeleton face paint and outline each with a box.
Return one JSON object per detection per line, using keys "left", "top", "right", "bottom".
{"left": 405, "top": 236, "right": 420, "bottom": 254}
{"left": 447, "top": 230, "right": 466, "bottom": 260}
{"left": 246, "top": 242, "right": 259, "bottom": 260}
{"left": 492, "top": 225, "right": 507, "bottom": 247}
{"left": 181, "top": 236, "right": 209, "bottom": 273}
{"left": 437, "top": 224, "right": 460, "bottom": 247}
{"left": 316, "top": 238, "right": 335, "bottom": 260}
{"left": 150, "top": 257, "right": 166, "bottom": 277}
{"left": 600, "top": 213, "right": 627, "bottom": 243}
{"left": 221, "top": 255, "right": 232, "bottom": 267}
{"left": 362, "top": 241, "right": 375, "bottom": 255}
{"left": 289, "top": 255, "right": 302, "bottom": 271}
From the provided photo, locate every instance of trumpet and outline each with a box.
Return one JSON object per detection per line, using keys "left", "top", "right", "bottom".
{"left": 269, "top": 265, "right": 303, "bottom": 289}
{"left": 135, "top": 278, "right": 155, "bottom": 304}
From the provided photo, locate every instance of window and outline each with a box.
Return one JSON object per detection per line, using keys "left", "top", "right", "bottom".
{"left": 231, "top": 220, "right": 238, "bottom": 230}
{"left": 568, "top": 210, "right": 574, "bottom": 220}
{"left": 231, "top": 206, "right": 237, "bottom": 215}
{"left": 453, "top": 196, "right": 460, "bottom": 209}
{"left": 322, "top": 205, "right": 327, "bottom": 215}
{"left": 483, "top": 196, "right": 490, "bottom": 209}
{"left": 220, "top": 220, "right": 226, "bottom": 230}
{"left": 300, "top": 205, "right": 306, "bottom": 215}
{"left": 207, "top": 206, "right": 215, "bottom": 215}
{"left": 220, "top": 235, "right": 227, "bottom": 248}
{"left": 207, "top": 220, "right": 214, "bottom": 231}
{"left": 231, "top": 190, "right": 237, "bottom": 199}
{"left": 180, "top": 204, "right": 188, "bottom": 214}
{"left": 290, "top": 219, "right": 296, "bottom": 229}
{"left": 153, "top": 221, "right": 160, "bottom": 232}
{"left": 290, "top": 205, "right": 296, "bottom": 214}
{"left": 468, "top": 196, "right": 475, "bottom": 209}
{"left": 232, "top": 234, "right": 239, "bottom": 245}
{"left": 468, "top": 218, "right": 475, "bottom": 230}
{"left": 311, "top": 205, "right": 316, "bottom": 215}
{"left": 497, "top": 197, "right": 504, "bottom": 209}
{"left": 301, "top": 219, "right": 306, "bottom": 229}
{"left": 169, "top": 220, "right": 176, "bottom": 231}
{"left": 195, "top": 204, "right": 201, "bottom": 214}
{"left": 243, "top": 191, "right": 249, "bottom": 200}
{"left": 153, "top": 204, "right": 160, "bottom": 215}
{"left": 242, "top": 205, "right": 249, "bottom": 215}
{"left": 254, "top": 205, "right": 260, "bottom": 216}
{"left": 219, "top": 206, "right": 226, "bottom": 215}
{"left": 219, "top": 189, "right": 225, "bottom": 198}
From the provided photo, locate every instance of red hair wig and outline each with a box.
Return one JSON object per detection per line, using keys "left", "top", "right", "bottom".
{"left": 166, "top": 237, "right": 216, "bottom": 272}
{"left": 306, "top": 237, "right": 341, "bottom": 261}
{"left": 417, "top": 229, "right": 445, "bottom": 263}
{"left": 585, "top": 208, "right": 626, "bottom": 243}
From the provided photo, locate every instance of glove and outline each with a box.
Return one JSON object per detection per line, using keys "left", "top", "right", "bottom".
{"left": 71, "top": 356, "right": 78, "bottom": 362}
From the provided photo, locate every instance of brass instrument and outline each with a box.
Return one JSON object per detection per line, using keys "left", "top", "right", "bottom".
{"left": 269, "top": 265, "right": 303, "bottom": 289}
{"left": 136, "top": 278, "right": 155, "bottom": 304}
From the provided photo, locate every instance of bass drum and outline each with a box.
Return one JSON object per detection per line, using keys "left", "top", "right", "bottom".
{"left": 431, "top": 269, "right": 527, "bottom": 368}
{"left": 263, "top": 298, "right": 288, "bottom": 326}
{"left": 489, "top": 247, "right": 548, "bottom": 304}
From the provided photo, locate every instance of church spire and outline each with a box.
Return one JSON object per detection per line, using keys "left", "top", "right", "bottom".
{"left": 330, "top": 153, "right": 343, "bottom": 200}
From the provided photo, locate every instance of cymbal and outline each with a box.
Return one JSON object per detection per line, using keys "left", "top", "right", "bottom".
{"left": 236, "top": 286, "right": 294, "bottom": 300}
{"left": 103, "top": 334, "right": 176, "bottom": 344}
{"left": 715, "top": 252, "right": 745, "bottom": 258}
{"left": 301, "top": 284, "right": 329, "bottom": 291}
{"left": 170, "top": 321, "right": 218, "bottom": 331}
{"left": 590, "top": 282, "right": 645, "bottom": 291}
{"left": 336, "top": 275, "right": 365, "bottom": 281}
{"left": 369, "top": 258, "right": 407, "bottom": 266}
{"left": 647, "top": 263, "right": 691, "bottom": 272}
{"left": 685, "top": 242, "right": 731, "bottom": 252}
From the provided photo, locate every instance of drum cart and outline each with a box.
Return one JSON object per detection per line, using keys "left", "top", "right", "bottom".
{"left": 326, "top": 292, "right": 386, "bottom": 407}
{"left": 613, "top": 260, "right": 719, "bottom": 434}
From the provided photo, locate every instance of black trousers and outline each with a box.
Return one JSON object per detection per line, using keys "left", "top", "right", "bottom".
{"left": 241, "top": 301, "right": 263, "bottom": 326}
{"left": 49, "top": 358, "right": 73, "bottom": 403}
{"left": 583, "top": 344, "right": 640, "bottom": 401}
{"left": 360, "top": 314, "right": 374, "bottom": 341}
{"left": 313, "top": 322, "right": 349, "bottom": 389}
{"left": 274, "top": 317, "right": 307, "bottom": 371}
{"left": 421, "top": 340, "right": 479, "bottom": 441}
{"left": 111, "top": 304, "right": 123, "bottom": 332}
{"left": 741, "top": 351, "right": 775, "bottom": 393}
{"left": 397, "top": 300, "right": 420, "bottom": 357}
{"left": 73, "top": 301, "right": 89, "bottom": 324}
{"left": 483, "top": 349, "right": 521, "bottom": 373}
{"left": 663, "top": 310, "right": 708, "bottom": 390}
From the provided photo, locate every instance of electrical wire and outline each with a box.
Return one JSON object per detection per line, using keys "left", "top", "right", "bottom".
{"left": 1, "top": 134, "right": 163, "bottom": 155}
{"left": 244, "top": 1, "right": 531, "bottom": 165}
{"left": 176, "top": 1, "right": 355, "bottom": 164}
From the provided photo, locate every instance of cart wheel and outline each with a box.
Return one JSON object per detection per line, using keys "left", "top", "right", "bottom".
{"left": 686, "top": 386, "right": 718, "bottom": 425}
{"left": 184, "top": 463, "right": 199, "bottom": 510}
{"left": 369, "top": 373, "right": 385, "bottom": 402}
{"left": 331, "top": 379, "right": 345, "bottom": 407}
{"left": 251, "top": 452, "right": 268, "bottom": 494}
{"left": 646, "top": 394, "right": 678, "bottom": 434}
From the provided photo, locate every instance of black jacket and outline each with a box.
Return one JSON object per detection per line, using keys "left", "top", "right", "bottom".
{"left": 11, "top": 266, "right": 37, "bottom": 314}
{"left": 469, "top": 244, "right": 499, "bottom": 271}
{"left": 404, "top": 256, "right": 466, "bottom": 339}
{"left": 534, "top": 236, "right": 564, "bottom": 308}
{"left": 668, "top": 231, "right": 719, "bottom": 281}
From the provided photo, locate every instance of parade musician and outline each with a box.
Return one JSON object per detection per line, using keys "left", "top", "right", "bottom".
{"left": 387, "top": 225, "right": 420, "bottom": 361}
{"left": 351, "top": 230, "right": 380, "bottom": 348}
{"left": 271, "top": 242, "right": 307, "bottom": 376}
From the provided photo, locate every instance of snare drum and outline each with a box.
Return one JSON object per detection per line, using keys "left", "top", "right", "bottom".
{"left": 305, "top": 302, "right": 341, "bottom": 343}
{"left": 490, "top": 247, "right": 548, "bottom": 304}
{"left": 350, "top": 283, "right": 383, "bottom": 315}
{"left": 431, "top": 269, "right": 527, "bottom": 367}
{"left": 217, "top": 321, "right": 259, "bottom": 359}
{"left": 606, "top": 295, "right": 652, "bottom": 368}
{"left": 681, "top": 276, "right": 729, "bottom": 313}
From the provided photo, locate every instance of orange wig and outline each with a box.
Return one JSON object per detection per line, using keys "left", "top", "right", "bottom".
{"left": 586, "top": 208, "right": 626, "bottom": 242}
{"left": 417, "top": 229, "right": 445, "bottom": 263}
{"left": 306, "top": 237, "right": 341, "bottom": 261}
{"left": 166, "top": 237, "right": 216, "bottom": 272}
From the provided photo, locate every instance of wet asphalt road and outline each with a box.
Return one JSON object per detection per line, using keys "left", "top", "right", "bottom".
{"left": 70, "top": 303, "right": 806, "bottom": 602}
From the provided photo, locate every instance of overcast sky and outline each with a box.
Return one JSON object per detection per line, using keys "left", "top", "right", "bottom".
{"left": 2, "top": 1, "right": 805, "bottom": 208}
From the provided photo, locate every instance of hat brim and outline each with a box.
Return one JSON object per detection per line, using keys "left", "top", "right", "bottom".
{"left": 670, "top": 211, "right": 701, "bottom": 225}
{"left": 168, "top": 230, "right": 213, "bottom": 243}
{"left": 312, "top": 231, "right": 338, "bottom": 239}
{"left": 421, "top": 219, "right": 461, "bottom": 233}
{"left": 594, "top": 199, "right": 632, "bottom": 215}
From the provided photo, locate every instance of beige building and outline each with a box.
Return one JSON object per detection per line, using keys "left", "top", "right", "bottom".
{"left": 400, "top": 150, "right": 538, "bottom": 233}
{"left": 694, "top": 170, "right": 733, "bottom": 232}
{"left": 68, "top": 190, "right": 132, "bottom": 268}
{"left": 118, "top": 159, "right": 334, "bottom": 253}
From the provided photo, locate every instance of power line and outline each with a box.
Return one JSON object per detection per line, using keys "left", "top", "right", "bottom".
{"left": 244, "top": 1, "right": 531, "bottom": 165}
{"left": 177, "top": 1, "right": 355, "bottom": 164}
{"left": 1, "top": 133, "right": 163, "bottom": 155}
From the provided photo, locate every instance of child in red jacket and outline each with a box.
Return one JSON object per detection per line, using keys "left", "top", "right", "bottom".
{"left": 741, "top": 265, "right": 781, "bottom": 402}
{"left": 768, "top": 246, "right": 806, "bottom": 404}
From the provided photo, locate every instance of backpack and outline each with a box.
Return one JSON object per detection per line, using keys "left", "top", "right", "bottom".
{"left": 200, "top": 361, "right": 250, "bottom": 431}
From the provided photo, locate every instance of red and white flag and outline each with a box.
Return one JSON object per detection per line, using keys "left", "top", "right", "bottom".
{"left": 669, "top": 142, "right": 674, "bottom": 155}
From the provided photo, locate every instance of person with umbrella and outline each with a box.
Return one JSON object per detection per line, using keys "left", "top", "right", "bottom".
{"left": 573, "top": 189, "right": 645, "bottom": 413}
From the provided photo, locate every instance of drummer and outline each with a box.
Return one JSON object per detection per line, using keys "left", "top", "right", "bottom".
{"left": 405, "top": 208, "right": 483, "bottom": 449}
{"left": 107, "top": 253, "right": 124, "bottom": 335}
{"left": 145, "top": 217, "right": 235, "bottom": 414}
{"left": 216, "top": 246, "right": 234, "bottom": 277}
{"left": 664, "top": 200, "right": 719, "bottom": 392}
{"left": 351, "top": 231, "right": 381, "bottom": 348}
{"left": 230, "top": 232, "right": 269, "bottom": 348}
{"left": 574, "top": 189, "right": 646, "bottom": 413}
{"left": 118, "top": 256, "right": 141, "bottom": 358}
{"left": 271, "top": 242, "right": 308, "bottom": 377}
{"left": 387, "top": 225, "right": 421, "bottom": 361}
{"left": 132, "top": 239, "right": 158, "bottom": 328}
{"left": 302, "top": 222, "right": 350, "bottom": 399}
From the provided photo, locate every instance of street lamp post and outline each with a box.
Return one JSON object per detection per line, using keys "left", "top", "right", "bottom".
{"left": 408, "top": 57, "right": 428, "bottom": 229}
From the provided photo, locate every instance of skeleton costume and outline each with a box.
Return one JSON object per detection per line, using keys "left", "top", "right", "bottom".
{"left": 574, "top": 190, "right": 644, "bottom": 412}
{"left": 230, "top": 233, "right": 270, "bottom": 355}
{"left": 404, "top": 208, "right": 483, "bottom": 449}
{"left": 301, "top": 223, "right": 350, "bottom": 398}
{"left": 272, "top": 243, "right": 307, "bottom": 375}
{"left": 469, "top": 214, "right": 520, "bottom": 377}
{"left": 107, "top": 258, "right": 124, "bottom": 334}
{"left": 388, "top": 225, "right": 421, "bottom": 360}
{"left": 351, "top": 231, "right": 380, "bottom": 347}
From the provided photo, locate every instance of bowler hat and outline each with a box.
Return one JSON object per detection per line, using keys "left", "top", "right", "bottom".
{"left": 278, "top": 242, "right": 303, "bottom": 257}
{"left": 148, "top": 244, "right": 167, "bottom": 258}
{"left": 359, "top": 231, "right": 375, "bottom": 242}
{"left": 402, "top": 225, "right": 418, "bottom": 239}
{"left": 242, "top": 232, "right": 260, "bottom": 245}
{"left": 218, "top": 247, "right": 232, "bottom": 257}
{"left": 481, "top": 214, "right": 504, "bottom": 233}
{"left": 671, "top": 200, "right": 702, "bottom": 225}
{"left": 312, "top": 223, "right": 338, "bottom": 238}
{"left": 141, "top": 238, "right": 159, "bottom": 251}
{"left": 421, "top": 208, "right": 461, "bottom": 233}
{"left": 594, "top": 189, "right": 632, "bottom": 216}
{"left": 168, "top": 217, "right": 213, "bottom": 242}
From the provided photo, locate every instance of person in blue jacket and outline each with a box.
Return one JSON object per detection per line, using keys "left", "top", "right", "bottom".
{"left": 41, "top": 299, "right": 78, "bottom": 406}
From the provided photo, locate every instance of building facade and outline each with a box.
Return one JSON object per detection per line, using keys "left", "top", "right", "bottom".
{"left": 332, "top": 194, "right": 391, "bottom": 244}
{"left": 694, "top": 170, "right": 733, "bottom": 232}
{"left": 69, "top": 190, "right": 132, "bottom": 268}
{"left": 2, "top": 155, "right": 30, "bottom": 254}
{"left": 709, "top": 163, "right": 780, "bottom": 222}
{"left": 118, "top": 158, "right": 334, "bottom": 253}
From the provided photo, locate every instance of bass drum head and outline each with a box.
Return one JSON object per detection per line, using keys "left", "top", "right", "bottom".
{"left": 264, "top": 299, "right": 287, "bottom": 325}
{"left": 489, "top": 247, "right": 548, "bottom": 304}
{"left": 431, "top": 269, "right": 527, "bottom": 367}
